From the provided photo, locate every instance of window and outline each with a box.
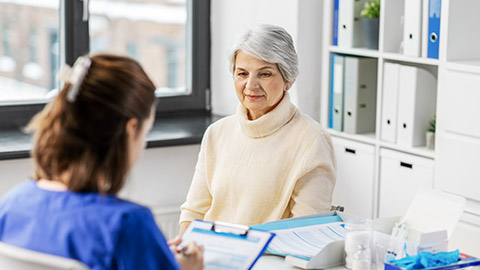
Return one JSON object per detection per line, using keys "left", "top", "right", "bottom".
{"left": 28, "top": 29, "right": 38, "bottom": 63}
{"left": 0, "top": 0, "right": 210, "bottom": 128}
{"left": 67, "top": 0, "right": 210, "bottom": 113}
{"left": 49, "top": 30, "right": 60, "bottom": 90}
{"left": 2, "top": 24, "right": 11, "bottom": 57}
{"left": 89, "top": 0, "right": 187, "bottom": 95}
{"left": 0, "top": 1, "right": 58, "bottom": 104}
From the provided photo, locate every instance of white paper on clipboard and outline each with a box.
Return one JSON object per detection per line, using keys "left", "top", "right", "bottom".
{"left": 179, "top": 220, "right": 275, "bottom": 270}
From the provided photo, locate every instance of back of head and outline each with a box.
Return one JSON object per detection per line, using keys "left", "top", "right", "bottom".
{"left": 228, "top": 24, "right": 299, "bottom": 83}
{"left": 28, "top": 54, "right": 156, "bottom": 194}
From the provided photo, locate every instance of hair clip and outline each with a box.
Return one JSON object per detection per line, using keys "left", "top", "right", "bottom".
{"left": 58, "top": 56, "right": 92, "bottom": 102}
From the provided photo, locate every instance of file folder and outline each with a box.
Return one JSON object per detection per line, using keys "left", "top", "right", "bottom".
{"left": 329, "top": 55, "right": 334, "bottom": 128}
{"left": 333, "top": 0, "right": 339, "bottom": 46}
{"left": 427, "top": 0, "right": 441, "bottom": 59}
{"left": 421, "top": 0, "right": 429, "bottom": 58}
{"left": 396, "top": 66, "right": 437, "bottom": 147}
{"left": 380, "top": 63, "right": 400, "bottom": 143}
{"left": 329, "top": 54, "right": 335, "bottom": 128}
{"left": 251, "top": 211, "right": 360, "bottom": 269}
{"left": 331, "top": 54, "right": 345, "bottom": 131}
{"left": 343, "top": 56, "right": 377, "bottom": 134}
{"left": 337, "top": 0, "right": 367, "bottom": 48}
{"left": 180, "top": 220, "right": 274, "bottom": 270}
{"left": 404, "top": 0, "right": 423, "bottom": 57}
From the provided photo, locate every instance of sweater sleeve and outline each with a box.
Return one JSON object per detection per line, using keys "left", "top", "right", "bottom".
{"left": 179, "top": 127, "right": 213, "bottom": 223}
{"left": 289, "top": 132, "right": 337, "bottom": 217}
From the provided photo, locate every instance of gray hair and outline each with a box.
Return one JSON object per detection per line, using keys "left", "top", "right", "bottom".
{"left": 228, "top": 24, "right": 299, "bottom": 83}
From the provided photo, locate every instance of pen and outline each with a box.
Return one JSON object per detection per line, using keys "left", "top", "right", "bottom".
{"left": 177, "top": 246, "right": 188, "bottom": 256}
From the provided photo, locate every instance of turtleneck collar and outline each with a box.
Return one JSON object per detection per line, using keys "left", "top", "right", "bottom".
{"left": 236, "top": 93, "right": 297, "bottom": 138}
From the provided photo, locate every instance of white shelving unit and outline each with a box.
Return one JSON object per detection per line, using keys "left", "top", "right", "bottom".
{"left": 320, "top": 0, "right": 480, "bottom": 255}
{"left": 329, "top": 46, "right": 380, "bottom": 58}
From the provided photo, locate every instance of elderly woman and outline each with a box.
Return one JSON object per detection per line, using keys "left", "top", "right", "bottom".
{"left": 179, "top": 24, "right": 336, "bottom": 233}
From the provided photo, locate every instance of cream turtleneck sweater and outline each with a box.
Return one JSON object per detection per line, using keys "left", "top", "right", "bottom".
{"left": 180, "top": 94, "right": 336, "bottom": 226}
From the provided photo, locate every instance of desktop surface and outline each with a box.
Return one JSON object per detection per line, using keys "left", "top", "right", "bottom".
{"left": 254, "top": 255, "right": 349, "bottom": 270}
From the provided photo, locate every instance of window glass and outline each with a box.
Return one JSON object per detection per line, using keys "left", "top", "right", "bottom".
{"left": 89, "top": 0, "right": 189, "bottom": 97}
{"left": 0, "top": 0, "right": 59, "bottom": 104}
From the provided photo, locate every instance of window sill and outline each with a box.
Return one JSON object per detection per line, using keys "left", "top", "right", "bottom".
{"left": 0, "top": 112, "right": 221, "bottom": 161}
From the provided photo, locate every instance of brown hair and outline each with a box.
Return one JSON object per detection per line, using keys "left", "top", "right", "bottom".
{"left": 28, "top": 54, "right": 156, "bottom": 194}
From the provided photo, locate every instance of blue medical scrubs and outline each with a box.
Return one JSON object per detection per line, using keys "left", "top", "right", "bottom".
{"left": 0, "top": 180, "right": 180, "bottom": 270}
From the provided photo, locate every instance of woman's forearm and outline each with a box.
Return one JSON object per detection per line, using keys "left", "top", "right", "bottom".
{"left": 179, "top": 221, "right": 191, "bottom": 236}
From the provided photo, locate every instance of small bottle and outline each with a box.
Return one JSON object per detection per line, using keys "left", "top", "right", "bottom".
{"left": 344, "top": 219, "right": 372, "bottom": 269}
{"left": 352, "top": 244, "right": 371, "bottom": 270}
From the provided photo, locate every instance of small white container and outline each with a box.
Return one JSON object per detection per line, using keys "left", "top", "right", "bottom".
{"left": 352, "top": 244, "right": 371, "bottom": 270}
{"left": 345, "top": 219, "right": 372, "bottom": 269}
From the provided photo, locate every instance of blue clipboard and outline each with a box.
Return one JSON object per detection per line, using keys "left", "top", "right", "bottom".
{"left": 180, "top": 220, "right": 275, "bottom": 270}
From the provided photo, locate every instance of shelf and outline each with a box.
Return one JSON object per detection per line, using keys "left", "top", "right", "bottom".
{"left": 446, "top": 60, "right": 480, "bottom": 74}
{"left": 382, "top": 53, "right": 440, "bottom": 66}
{"left": 322, "top": 0, "right": 480, "bottom": 249}
{"left": 465, "top": 200, "right": 480, "bottom": 217}
{"left": 327, "top": 129, "right": 376, "bottom": 145}
{"left": 329, "top": 46, "right": 380, "bottom": 58}
{"left": 328, "top": 48, "right": 441, "bottom": 66}
{"left": 378, "top": 141, "right": 435, "bottom": 159}
{"left": 328, "top": 129, "right": 435, "bottom": 159}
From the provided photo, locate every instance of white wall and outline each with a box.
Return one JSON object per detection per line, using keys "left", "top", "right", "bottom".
{"left": 210, "top": 0, "right": 324, "bottom": 122}
{"left": 119, "top": 145, "right": 200, "bottom": 208}
{"left": 295, "top": 0, "right": 324, "bottom": 121}
{"left": 0, "top": 145, "right": 199, "bottom": 240}
{"left": 210, "top": 0, "right": 299, "bottom": 116}
{"left": 0, "top": 145, "right": 200, "bottom": 210}
{"left": 0, "top": 158, "right": 34, "bottom": 198}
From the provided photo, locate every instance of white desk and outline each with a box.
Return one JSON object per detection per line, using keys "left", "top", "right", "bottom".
{"left": 253, "top": 255, "right": 349, "bottom": 270}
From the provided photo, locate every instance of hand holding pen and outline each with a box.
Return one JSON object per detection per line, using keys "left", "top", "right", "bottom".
{"left": 169, "top": 237, "right": 204, "bottom": 270}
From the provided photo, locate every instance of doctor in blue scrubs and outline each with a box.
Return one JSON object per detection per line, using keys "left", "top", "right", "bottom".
{"left": 0, "top": 54, "right": 203, "bottom": 270}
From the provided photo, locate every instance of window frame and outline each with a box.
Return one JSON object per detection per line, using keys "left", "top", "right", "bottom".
{"left": 0, "top": 0, "right": 210, "bottom": 129}
{"left": 67, "top": 0, "right": 211, "bottom": 113}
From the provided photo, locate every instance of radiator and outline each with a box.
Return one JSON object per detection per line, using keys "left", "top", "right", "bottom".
{"left": 152, "top": 206, "right": 181, "bottom": 241}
